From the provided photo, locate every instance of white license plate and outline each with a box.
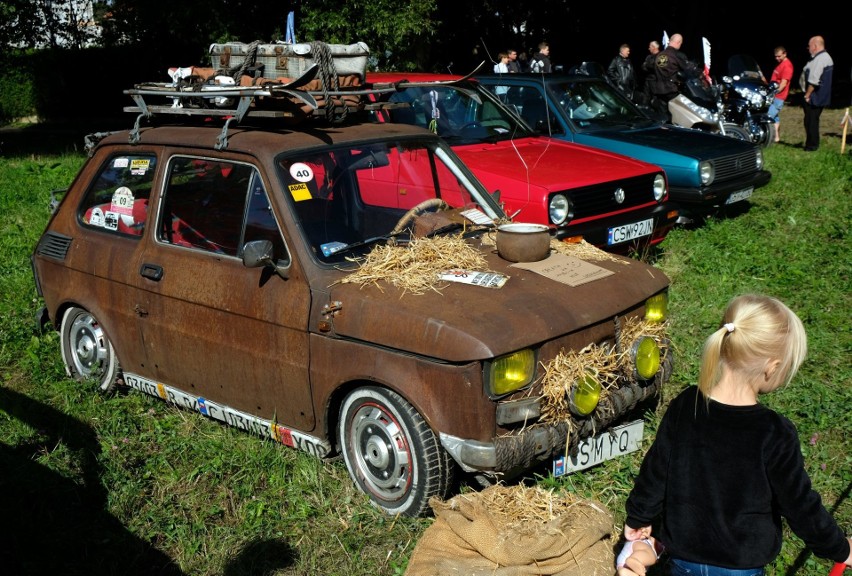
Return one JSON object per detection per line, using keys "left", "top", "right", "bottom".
{"left": 607, "top": 218, "right": 653, "bottom": 245}
{"left": 552, "top": 420, "right": 644, "bottom": 476}
{"left": 726, "top": 187, "right": 753, "bottom": 205}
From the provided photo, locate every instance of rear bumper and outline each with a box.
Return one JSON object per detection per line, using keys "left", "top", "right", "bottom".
{"left": 669, "top": 170, "right": 772, "bottom": 210}
{"left": 441, "top": 347, "right": 673, "bottom": 474}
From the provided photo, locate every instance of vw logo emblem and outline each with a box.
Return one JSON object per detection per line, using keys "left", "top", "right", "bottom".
{"left": 614, "top": 188, "right": 626, "bottom": 204}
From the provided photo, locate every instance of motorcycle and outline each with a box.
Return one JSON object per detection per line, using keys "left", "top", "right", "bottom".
{"left": 666, "top": 55, "right": 778, "bottom": 147}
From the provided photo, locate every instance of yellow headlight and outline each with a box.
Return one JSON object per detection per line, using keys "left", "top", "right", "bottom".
{"left": 633, "top": 337, "right": 661, "bottom": 380}
{"left": 570, "top": 372, "right": 601, "bottom": 416}
{"left": 645, "top": 292, "right": 668, "bottom": 323}
{"left": 491, "top": 349, "right": 535, "bottom": 396}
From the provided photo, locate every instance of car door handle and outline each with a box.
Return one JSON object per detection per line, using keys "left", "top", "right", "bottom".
{"left": 139, "top": 263, "right": 163, "bottom": 281}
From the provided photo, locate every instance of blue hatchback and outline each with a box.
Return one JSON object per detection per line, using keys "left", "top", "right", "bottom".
{"left": 476, "top": 73, "right": 771, "bottom": 217}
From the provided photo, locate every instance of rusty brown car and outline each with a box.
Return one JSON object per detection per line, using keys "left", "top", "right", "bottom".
{"left": 31, "top": 85, "right": 673, "bottom": 516}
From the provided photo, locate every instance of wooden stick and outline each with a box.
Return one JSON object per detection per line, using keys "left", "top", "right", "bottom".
{"left": 841, "top": 108, "right": 850, "bottom": 154}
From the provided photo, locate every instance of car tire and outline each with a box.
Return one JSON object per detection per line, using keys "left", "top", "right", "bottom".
{"left": 60, "top": 306, "right": 120, "bottom": 393}
{"left": 338, "top": 386, "right": 455, "bottom": 517}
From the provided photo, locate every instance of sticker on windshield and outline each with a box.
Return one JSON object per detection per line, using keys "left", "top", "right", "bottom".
{"left": 289, "top": 162, "right": 314, "bottom": 182}
{"left": 289, "top": 183, "right": 312, "bottom": 201}
{"left": 113, "top": 158, "right": 129, "bottom": 168}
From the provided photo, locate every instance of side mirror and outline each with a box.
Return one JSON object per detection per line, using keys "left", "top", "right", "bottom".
{"left": 490, "top": 189, "right": 501, "bottom": 204}
{"left": 242, "top": 240, "right": 289, "bottom": 279}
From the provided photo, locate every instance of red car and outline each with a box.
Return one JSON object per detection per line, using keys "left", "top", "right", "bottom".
{"left": 368, "top": 72, "right": 680, "bottom": 252}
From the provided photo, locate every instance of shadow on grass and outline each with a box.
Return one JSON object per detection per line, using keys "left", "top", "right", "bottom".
{"left": 0, "top": 386, "right": 185, "bottom": 575}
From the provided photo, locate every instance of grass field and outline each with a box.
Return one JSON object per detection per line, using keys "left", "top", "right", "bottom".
{"left": 1, "top": 104, "right": 849, "bottom": 576}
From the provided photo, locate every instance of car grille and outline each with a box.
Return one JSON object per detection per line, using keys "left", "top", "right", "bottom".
{"left": 714, "top": 150, "right": 759, "bottom": 182}
{"left": 36, "top": 231, "right": 72, "bottom": 260}
{"left": 568, "top": 174, "right": 658, "bottom": 219}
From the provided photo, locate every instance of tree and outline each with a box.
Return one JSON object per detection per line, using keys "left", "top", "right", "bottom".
{"left": 1, "top": 0, "right": 100, "bottom": 49}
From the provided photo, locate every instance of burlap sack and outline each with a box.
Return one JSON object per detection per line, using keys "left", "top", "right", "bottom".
{"left": 405, "top": 486, "right": 615, "bottom": 576}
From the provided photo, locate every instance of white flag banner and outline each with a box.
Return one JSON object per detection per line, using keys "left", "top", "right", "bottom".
{"left": 662, "top": 31, "right": 669, "bottom": 48}
{"left": 702, "top": 37, "right": 712, "bottom": 77}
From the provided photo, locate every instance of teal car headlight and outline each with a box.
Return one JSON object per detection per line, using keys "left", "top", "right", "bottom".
{"left": 699, "top": 160, "right": 715, "bottom": 185}
{"left": 486, "top": 349, "right": 536, "bottom": 397}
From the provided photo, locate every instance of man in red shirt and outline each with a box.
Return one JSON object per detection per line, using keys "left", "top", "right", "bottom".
{"left": 765, "top": 46, "right": 793, "bottom": 143}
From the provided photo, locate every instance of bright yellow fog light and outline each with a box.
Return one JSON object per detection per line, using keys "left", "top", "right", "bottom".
{"left": 633, "top": 337, "right": 661, "bottom": 380}
{"left": 570, "top": 371, "right": 601, "bottom": 416}
{"left": 645, "top": 292, "right": 668, "bottom": 323}
{"left": 490, "top": 349, "right": 535, "bottom": 396}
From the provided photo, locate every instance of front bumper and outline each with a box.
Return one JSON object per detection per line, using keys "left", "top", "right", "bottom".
{"left": 441, "top": 347, "right": 673, "bottom": 474}
{"left": 669, "top": 169, "right": 772, "bottom": 210}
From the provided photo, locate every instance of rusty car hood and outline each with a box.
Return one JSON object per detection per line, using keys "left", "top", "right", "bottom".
{"left": 322, "top": 249, "right": 668, "bottom": 362}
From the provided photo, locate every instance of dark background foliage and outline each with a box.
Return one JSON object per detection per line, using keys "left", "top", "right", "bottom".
{"left": 0, "top": 1, "right": 848, "bottom": 123}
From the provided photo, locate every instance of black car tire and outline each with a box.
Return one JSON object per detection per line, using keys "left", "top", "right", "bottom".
{"left": 338, "top": 386, "right": 455, "bottom": 517}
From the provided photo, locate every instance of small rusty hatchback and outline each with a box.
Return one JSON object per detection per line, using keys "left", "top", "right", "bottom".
{"left": 31, "top": 80, "right": 673, "bottom": 517}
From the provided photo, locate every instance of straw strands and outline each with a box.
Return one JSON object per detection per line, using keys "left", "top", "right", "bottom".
{"left": 337, "top": 234, "right": 490, "bottom": 295}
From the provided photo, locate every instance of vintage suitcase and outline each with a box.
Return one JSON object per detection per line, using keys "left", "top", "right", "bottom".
{"left": 209, "top": 41, "right": 370, "bottom": 81}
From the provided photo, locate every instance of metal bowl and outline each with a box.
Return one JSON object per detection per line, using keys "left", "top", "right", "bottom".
{"left": 495, "top": 223, "right": 552, "bottom": 262}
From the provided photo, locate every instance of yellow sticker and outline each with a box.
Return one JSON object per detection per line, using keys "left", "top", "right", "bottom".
{"left": 289, "top": 182, "right": 312, "bottom": 201}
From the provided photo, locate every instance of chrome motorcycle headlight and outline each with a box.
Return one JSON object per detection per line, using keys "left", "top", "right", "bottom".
{"left": 653, "top": 173, "right": 666, "bottom": 202}
{"left": 699, "top": 161, "right": 715, "bottom": 185}
{"left": 748, "top": 92, "right": 766, "bottom": 110}
{"left": 549, "top": 193, "right": 573, "bottom": 225}
{"left": 756, "top": 148, "right": 764, "bottom": 169}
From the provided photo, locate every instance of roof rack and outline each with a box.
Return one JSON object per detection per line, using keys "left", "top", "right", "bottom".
{"left": 122, "top": 60, "right": 487, "bottom": 150}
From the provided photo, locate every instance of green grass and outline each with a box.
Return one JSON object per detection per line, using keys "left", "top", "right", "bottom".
{"left": 1, "top": 107, "right": 849, "bottom": 575}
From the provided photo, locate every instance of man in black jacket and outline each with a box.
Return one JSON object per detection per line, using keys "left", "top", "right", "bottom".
{"left": 650, "top": 34, "right": 693, "bottom": 105}
{"left": 607, "top": 43, "right": 636, "bottom": 100}
{"left": 530, "top": 42, "right": 552, "bottom": 73}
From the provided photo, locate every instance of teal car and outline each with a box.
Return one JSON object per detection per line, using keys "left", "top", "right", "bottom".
{"left": 476, "top": 73, "right": 771, "bottom": 217}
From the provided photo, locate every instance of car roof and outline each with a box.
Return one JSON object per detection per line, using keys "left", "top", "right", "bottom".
{"left": 97, "top": 121, "right": 439, "bottom": 154}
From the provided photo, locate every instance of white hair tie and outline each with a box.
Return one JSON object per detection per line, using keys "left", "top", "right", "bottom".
{"left": 724, "top": 323, "right": 736, "bottom": 333}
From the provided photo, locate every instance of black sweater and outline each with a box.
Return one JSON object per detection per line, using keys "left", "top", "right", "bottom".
{"left": 626, "top": 386, "right": 849, "bottom": 568}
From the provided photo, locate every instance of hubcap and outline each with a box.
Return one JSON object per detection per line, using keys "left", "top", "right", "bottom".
{"left": 69, "top": 313, "right": 107, "bottom": 377}
{"left": 352, "top": 403, "right": 411, "bottom": 500}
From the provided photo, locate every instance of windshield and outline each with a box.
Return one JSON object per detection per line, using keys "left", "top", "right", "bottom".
{"left": 548, "top": 79, "right": 652, "bottom": 129}
{"left": 277, "top": 138, "right": 504, "bottom": 265}
{"left": 377, "top": 83, "right": 533, "bottom": 144}
{"left": 727, "top": 54, "right": 763, "bottom": 79}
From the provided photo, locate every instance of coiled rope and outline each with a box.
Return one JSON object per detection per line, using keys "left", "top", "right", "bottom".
{"left": 310, "top": 40, "right": 347, "bottom": 123}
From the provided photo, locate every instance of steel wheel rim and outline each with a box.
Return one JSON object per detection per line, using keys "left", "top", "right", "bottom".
{"left": 69, "top": 313, "right": 108, "bottom": 378}
{"left": 351, "top": 402, "right": 411, "bottom": 500}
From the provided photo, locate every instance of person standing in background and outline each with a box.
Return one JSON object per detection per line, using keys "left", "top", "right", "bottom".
{"left": 639, "top": 40, "right": 661, "bottom": 106}
{"left": 765, "top": 46, "right": 793, "bottom": 143}
{"left": 493, "top": 52, "right": 509, "bottom": 74}
{"left": 530, "top": 42, "right": 552, "bottom": 73}
{"left": 799, "top": 36, "right": 833, "bottom": 151}
{"left": 607, "top": 43, "right": 636, "bottom": 100}
{"left": 506, "top": 49, "right": 521, "bottom": 73}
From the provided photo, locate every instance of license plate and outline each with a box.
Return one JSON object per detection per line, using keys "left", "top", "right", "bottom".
{"left": 552, "top": 420, "right": 644, "bottom": 477}
{"left": 607, "top": 218, "right": 653, "bottom": 245}
{"left": 725, "top": 187, "right": 753, "bottom": 205}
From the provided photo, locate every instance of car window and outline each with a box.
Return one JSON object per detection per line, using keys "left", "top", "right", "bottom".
{"left": 554, "top": 81, "right": 642, "bottom": 126}
{"left": 380, "top": 85, "right": 522, "bottom": 143}
{"left": 159, "top": 157, "right": 285, "bottom": 261}
{"left": 79, "top": 154, "right": 157, "bottom": 237}
{"left": 278, "top": 139, "right": 498, "bottom": 263}
{"left": 502, "top": 86, "right": 564, "bottom": 136}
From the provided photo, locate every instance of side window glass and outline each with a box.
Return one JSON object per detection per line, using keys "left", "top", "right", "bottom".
{"left": 79, "top": 154, "right": 157, "bottom": 237}
{"left": 159, "top": 157, "right": 252, "bottom": 256}
{"left": 244, "top": 171, "right": 288, "bottom": 264}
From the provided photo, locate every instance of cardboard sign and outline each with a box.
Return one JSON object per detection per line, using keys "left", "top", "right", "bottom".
{"left": 510, "top": 252, "right": 613, "bottom": 287}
